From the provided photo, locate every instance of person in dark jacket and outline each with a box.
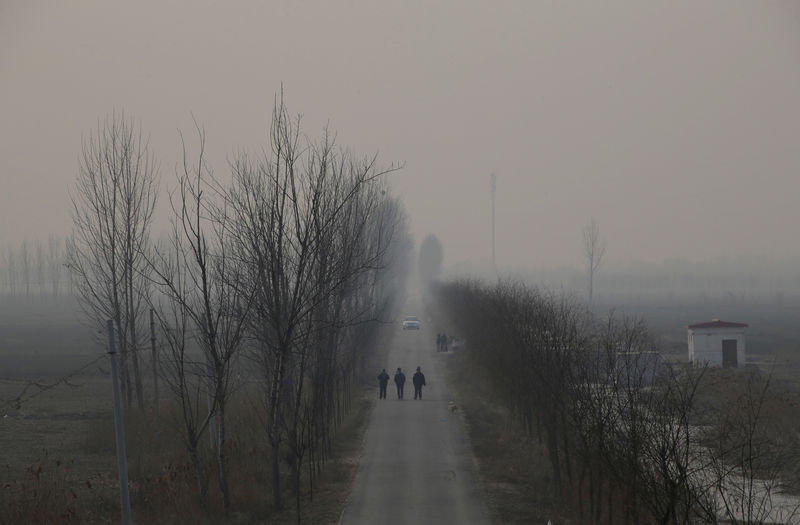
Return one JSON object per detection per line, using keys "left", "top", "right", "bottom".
{"left": 394, "top": 367, "right": 406, "bottom": 399}
{"left": 413, "top": 366, "right": 426, "bottom": 400}
{"left": 377, "top": 368, "right": 390, "bottom": 399}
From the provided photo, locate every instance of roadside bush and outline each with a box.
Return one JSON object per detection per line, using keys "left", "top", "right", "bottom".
{"left": 434, "top": 278, "right": 800, "bottom": 525}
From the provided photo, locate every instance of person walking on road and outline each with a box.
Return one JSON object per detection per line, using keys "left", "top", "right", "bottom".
{"left": 413, "top": 366, "right": 426, "bottom": 400}
{"left": 377, "top": 368, "right": 390, "bottom": 399}
{"left": 436, "top": 333, "right": 442, "bottom": 352}
{"left": 394, "top": 367, "right": 406, "bottom": 399}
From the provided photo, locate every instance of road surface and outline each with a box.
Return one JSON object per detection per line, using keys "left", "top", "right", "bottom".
{"left": 339, "top": 306, "right": 490, "bottom": 525}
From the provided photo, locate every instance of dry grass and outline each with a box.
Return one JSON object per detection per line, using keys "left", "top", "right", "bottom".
{"left": 435, "top": 351, "right": 800, "bottom": 525}
{"left": 436, "top": 350, "right": 571, "bottom": 525}
{"left": 1, "top": 378, "right": 120, "bottom": 524}
{"left": 267, "top": 393, "right": 375, "bottom": 525}
{"left": 0, "top": 369, "right": 379, "bottom": 524}
{"left": 0, "top": 305, "right": 387, "bottom": 525}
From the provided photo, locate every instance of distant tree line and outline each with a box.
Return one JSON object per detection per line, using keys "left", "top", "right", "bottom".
{"left": 508, "top": 257, "right": 800, "bottom": 304}
{"left": 64, "top": 99, "right": 412, "bottom": 520}
{"left": 417, "top": 233, "right": 443, "bottom": 285}
{"left": 0, "top": 236, "right": 73, "bottom": 297}
{"left": 435, "top": 279, "right": 800, "bottom": 525}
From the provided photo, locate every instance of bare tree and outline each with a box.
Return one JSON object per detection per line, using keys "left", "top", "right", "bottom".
{"left": 435, "top": 276, "right": 800, "bottom": 524}
{"left": 227, "top": 95, "right": 402, "bottom": 512}
{"left": 151, "top": 266, "right": 213, "bottom": 508}
{"left": 66, "top": 111, "right": 158, "bottom": 409}
{"left": 20, "top": 241, "right": 30, "bottom": 296}
{"left": 583, "top": 218, "right": 606, "bottom": 306}
{"left": 35, "top": 241, "right": 45, "bottom": 296}
{"left": 702, "top": 370, "right": 800, "bottom": 525}
{"left": 4, "top": 245, "right": 17, "bottom": 295}
{"left": 287, "top": 172, "right": 405, "bottom": 520}
{"left": 418, "top": 233, "right": 443, "bottom": 286}
{"left": 47, "top": 234, "right": 63, "bottom": 296}
{"left": 148, "top": 124, "right": 252, "bottom": 516}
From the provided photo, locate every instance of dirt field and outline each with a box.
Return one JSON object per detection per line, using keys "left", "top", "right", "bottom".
{"left": 597, "top": 295, "right": 800, "bottom": 384}
{"left": 2, "top": 292, "right": 798, "bottom": 523}
{"left": 0, "top": 295, "right": 385, "bottom": 524}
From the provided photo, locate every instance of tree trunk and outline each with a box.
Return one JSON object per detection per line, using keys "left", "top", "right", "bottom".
{"left": 547, "top": 421, "right": 562, "bottom": 500}
{"left": 269, "top": 350, "right": 286, "bottom": 511}
{"left": 294, "top": 449, "right": 302, "bottom": 525}
{"left": 115, "top": 315, "right": 131, "bottom": 408}
{"left": 189, "top": 440, "right": 209, "bottom": 512}
{"left": 130, "top": 323, "right": 144, "bottom": 410}
{"left": 216, "top": 393, "right": 231, "bottom": 516}
{"left": 150, "top": 309, "right": 159, "bottom": 417}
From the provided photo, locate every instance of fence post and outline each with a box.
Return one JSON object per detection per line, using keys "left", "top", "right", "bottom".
{"left": 108, "top": 318, "right": 132, "bottom": 525}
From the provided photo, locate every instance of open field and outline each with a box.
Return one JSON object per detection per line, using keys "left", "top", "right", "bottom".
{"left": 1, "top": 376, "right": 377, "bottom": 524}
{"left": 0, "top": 296, "right": 97, "bottom": 378}
{"left": 0, "top": 294, "right": 385, "bottom": 524}
{"left": 2, "top": 291, "right": 799, "bottom": 523}
{"left": 595, "top": 294, "right": 800, "bottom": 383}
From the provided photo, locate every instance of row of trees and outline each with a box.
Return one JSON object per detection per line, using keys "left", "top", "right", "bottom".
{"left": 435, "top": 279, "right": 799, "bottom": 525}
{"left": 67, "top": 101, "right": 412, "bottom": 519}
{"left": 0, "top": 236, "right": 72, "bottom": 297}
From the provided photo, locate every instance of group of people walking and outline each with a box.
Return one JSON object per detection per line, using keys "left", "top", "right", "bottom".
{"left": 377, "top": 367, "right": 426, "bottom": 400}
{"left": 436, "top": 333, "right": 449, "bottom": 352}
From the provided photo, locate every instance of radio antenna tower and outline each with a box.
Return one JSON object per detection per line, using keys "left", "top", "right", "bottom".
{"left": 490, "top": 172, "right": 496, "bottom": 270}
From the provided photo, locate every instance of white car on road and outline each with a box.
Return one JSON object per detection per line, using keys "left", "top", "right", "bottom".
{"left": 402, "top": 316, "right": 421, "bottom": 330}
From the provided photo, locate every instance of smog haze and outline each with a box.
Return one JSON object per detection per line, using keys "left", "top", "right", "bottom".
{"left": 2, "top": 0, "right": 800, "bottom": 270}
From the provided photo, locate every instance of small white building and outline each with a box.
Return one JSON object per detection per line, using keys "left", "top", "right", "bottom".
{"left": 687, "top": 319, "right": 748, "bottom": 368}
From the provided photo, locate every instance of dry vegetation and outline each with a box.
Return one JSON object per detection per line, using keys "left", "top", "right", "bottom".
{"left": 0, "top": 348, "right": 384, "bottom": 524}
{"left": 437, "top": 350, "right": 561, "bottom": 524}
{"left": 431, "top": 279, "right": 800, "bottom": 525}
{"left": 2, "top": 96, "right": 413, "bottom": 524}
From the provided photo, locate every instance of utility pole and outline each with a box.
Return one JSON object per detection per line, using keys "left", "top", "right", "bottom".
{"left": 490, "top": 173, "right": 496, "bottom": 271}
{"left": 108, "top": 319, "right": 132, "bottom": 525}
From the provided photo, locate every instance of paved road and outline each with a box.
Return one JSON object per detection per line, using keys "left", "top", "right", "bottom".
{"left": 339, "top": 308, "right": 490, "bottom": 525}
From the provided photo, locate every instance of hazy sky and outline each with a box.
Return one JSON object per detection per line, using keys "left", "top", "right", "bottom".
{"left": 2, "top": 1, "right": 800, "bottom": 269}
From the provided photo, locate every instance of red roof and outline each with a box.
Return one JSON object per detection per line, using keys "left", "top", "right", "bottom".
{"left": 687, "top": 320, "right": 748, "bottom": 329}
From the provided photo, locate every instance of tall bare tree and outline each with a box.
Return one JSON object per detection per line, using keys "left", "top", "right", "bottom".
{"left": 4, "top": 245, "right": 17, "bottom": 295}
{"left": 227, "top": 96, "right": 401, "bottom": 512}
{"left": 148, "top": 124, "right": 252, "bottom": 515}
{"left": 417, "top": 233, "right": 443, "bottom": 287}
{"left": 20, "top": 241, "right": 30, "bottom": 296}
{"left": 66, "top": 111, "right": 158, "bottom": 409}
{"left": 583, "top": 218, "right": 606, "bottom": 306}
{"left": 34, "top": 241, "right": 45, "bottom": 296}
{"left": 47, "top": 234, "right": 62, "bottom": 296}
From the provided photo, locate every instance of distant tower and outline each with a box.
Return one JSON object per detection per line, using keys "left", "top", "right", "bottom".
{"left": 490, "top": 173, "right": 496, "bottom": 270}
